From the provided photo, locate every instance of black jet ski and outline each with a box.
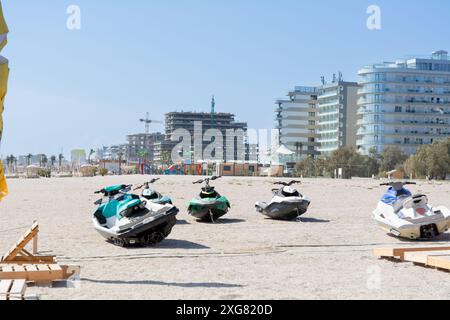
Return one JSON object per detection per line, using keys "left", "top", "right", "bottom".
{"left": 255, "top": 180, "right": 310, "bottom": 220}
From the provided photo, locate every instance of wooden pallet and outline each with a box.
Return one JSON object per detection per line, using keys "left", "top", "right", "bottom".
{"left": 374, "top": 246, "right": 450, "bottom": 272}
{"left": 0, "top": 279, "right": 27, "bottom": 300}
{"left": 1, "top": 222, "right": 56, "bottom": 264}
{"left": 0, "top": 264, "right": 81, "bottom": 285}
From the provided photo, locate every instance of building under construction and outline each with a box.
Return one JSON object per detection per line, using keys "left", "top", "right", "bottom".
{"left": 154, "top": 98, "right": 251, "bottom": 163}
{"left": 126, "top": 133, "right": 164, "bottom": 163}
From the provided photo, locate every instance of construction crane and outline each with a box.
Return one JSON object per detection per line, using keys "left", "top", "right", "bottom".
{"left": 140, "top": 112, "right": 163, "bottom": 134}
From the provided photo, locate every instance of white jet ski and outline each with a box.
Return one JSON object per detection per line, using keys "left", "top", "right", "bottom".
{"left": 373, "top": 181, "right": 450, "bottom": 240}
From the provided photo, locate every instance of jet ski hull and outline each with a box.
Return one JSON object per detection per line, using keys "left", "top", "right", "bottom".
{"left": 256, "top": 200, "right": 310, "bottom": 220}
{"left": 188, "top": 197, "right": 230, "bottom": 222}
{"left": 373, "top": 204, "right": 450, "bottom": 240}
{"left": 94, "top": 207, "right": 179, "bottom": 246}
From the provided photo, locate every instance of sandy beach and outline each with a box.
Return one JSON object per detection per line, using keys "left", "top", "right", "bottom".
{"left": 1, "top": 176, "right": 450, "bottom": 300}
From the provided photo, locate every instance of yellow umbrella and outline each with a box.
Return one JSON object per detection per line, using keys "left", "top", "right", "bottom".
{"left": 0, "top": 0, "right": 8, "bottom": 201}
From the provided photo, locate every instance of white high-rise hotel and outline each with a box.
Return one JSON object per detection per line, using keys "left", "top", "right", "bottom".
{"left": 357, "top": 50, "right": 450, "bottom": 155}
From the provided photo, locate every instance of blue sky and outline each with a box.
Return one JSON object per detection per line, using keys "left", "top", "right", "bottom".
{"left": 1, "top": 0, "right": 450, "bottom": 157}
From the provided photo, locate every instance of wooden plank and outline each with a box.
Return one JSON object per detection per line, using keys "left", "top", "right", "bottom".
{"left": 48, "top": 264, "right": 62, "bottom": 271}
{"left": 32, "top": 233, "right": 38, "bottom": 255}
{"left": 1, "top": 255, "right": 57, "bottom": 265}
{"left": 427, "top": 255, "right": 450, "bottom": 270}
{"left": 374, "top": 246, "right": 450, "bottom": 260}
{"left": 9, "top": 279, "right": 26, "bottom": 296}
{"left": 24, "top": 265, "right": 38, "bottom": 272}
{"left": 404, "top": 251, "right": 450, "bottom": 265}
{"left": 2, "top": 266, "right": 13, "bottom": 272}
{"left": 0, "top": 279, "right": 12, "bottom": 294}
{"left": 14, "top": 266, "right": 25, "bottom": 272}
{"left": 0, "top": 269, "right": 65, "bottom": 283}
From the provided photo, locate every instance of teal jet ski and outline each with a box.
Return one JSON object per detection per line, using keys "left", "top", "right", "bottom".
{"left": 92, "top": 184, "right": 178, "bottom": 247}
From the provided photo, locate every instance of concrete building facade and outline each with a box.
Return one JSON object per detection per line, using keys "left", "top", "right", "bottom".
{"left": 126, "top": 133, "right": 164, "bottom": 163}
{"left": 318, "top": 81, "right": 359, "bottom": 155}
{"left": 357, "top": 50, "right": 450, "bottom": 155}
{"left": 275, "top": 86, "right": 320, "bottom": 161}
{"left": 157, "top": 111, "right": 249, "bottom": 163}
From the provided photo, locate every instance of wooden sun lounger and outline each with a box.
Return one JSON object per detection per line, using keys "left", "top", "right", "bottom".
{"left": 0, "top": 264, "right": 81, "bottom": 285}
{"left": 0, "top": 222, "right": 56, "bottom": 264}
{"left": 374, "top": 246, "right": 450, "bottom": 272}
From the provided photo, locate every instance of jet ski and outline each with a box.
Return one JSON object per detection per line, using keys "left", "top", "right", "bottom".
{"left": 255, "top": 180, "right": 310, "bottom": 220}
{"left": 92, "top": 184, "right": 178, "bottom": 247}
{"left": 373, "top": 181, "right": 450, "bottom": 240}
{"left": 134, "top": 178, "right": 173, "bottom": 205}
{"left": 187, "top": 176, "right": 230, "bottom": 222}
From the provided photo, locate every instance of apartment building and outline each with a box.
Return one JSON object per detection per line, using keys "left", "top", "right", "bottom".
{"left": 357, "top": 50, "right": 450, "bottom": 155}
{"left": 275, "top": 86, "right": 320, "bottom": 162}
{"left": 318, "top": 80, "right": 359, "bottom": 155}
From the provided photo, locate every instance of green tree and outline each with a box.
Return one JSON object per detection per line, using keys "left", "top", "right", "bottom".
{"left": 425, "top": 142, "right": 450, "bottom": 180}
{"left": 379, "top": 146, "right": 408, "bottom": 174}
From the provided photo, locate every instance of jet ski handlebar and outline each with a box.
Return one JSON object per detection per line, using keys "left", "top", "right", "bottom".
{"left": 94, "top": 184, "right": 132, "bottom": 194}
{"left": 193, "top": 176, "right": 222, "bottom": 184}
{"left": 380, "top": 181, "right": 417, "bottom": 187}
{"left": 274, "top": 180, "right": 301, "bottom": 186}
{"left": 134, "top": 178, "right": 160, "bottom": 190}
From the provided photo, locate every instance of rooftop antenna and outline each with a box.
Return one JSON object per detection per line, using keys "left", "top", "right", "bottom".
{"left": 338, "top": 71, "right": 343, "bottom": 82}
{"left": 332, "top": 73, "right": 337, "bottom": 83}
{"left": 140, "top": 112, "right": 163, "bottom": 134}
{"left": 211, "top": 95, "right": 216, "bottom": 125}
{"left": 320, "top": 76, "right": 326, "bottom": 85}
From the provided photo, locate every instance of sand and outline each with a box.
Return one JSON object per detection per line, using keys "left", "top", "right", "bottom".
{"left": 1, "top": 175, "right": 450, "bottom": 300}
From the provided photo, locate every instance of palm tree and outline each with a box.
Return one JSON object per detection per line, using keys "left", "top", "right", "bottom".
{"left": 5, "top": 155, "right": 11, "bottom": 173}
{"left": 41, "top": 155, "right": 48, "bottom": 168}
{"left": 88, "top": 149, "right": 95, "bottom": 164}
{"left": 50, "top": 155, "right": 57, "bottom": 168}
{"left": 26, "top": 154, "right": 33, "bottom": 166}
{"left": 58, "top": 154, "right": 64, "bottom": 170}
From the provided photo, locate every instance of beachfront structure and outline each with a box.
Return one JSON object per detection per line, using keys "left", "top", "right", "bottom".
{"left": 275, "top": 86, "right": 320, "bottom": 162}
{"left": 318, "top": 80, "right": 359, "bottom": 155}
{"left": 357, "top": 50, "right": 450, "bottom": 155}
{"left": 159, "top": 111, "right": 248, "bottom": 163}
{"left": 126, "top": 133, "right": 164, "bottom": 163}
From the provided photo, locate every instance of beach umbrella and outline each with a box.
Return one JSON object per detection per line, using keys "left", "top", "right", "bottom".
{"left": 0, "top": 0, "right": 9, "bottom": 201}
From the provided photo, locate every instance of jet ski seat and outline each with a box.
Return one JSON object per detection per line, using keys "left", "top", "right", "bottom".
{"left": 393, "top": 194, "right": 428, "bottom": 213}
{"left": 200, "top": 188, "right": 218, "bottom": 199}
{"left": 281, "top": 189, "right": 300, "bottom": 197}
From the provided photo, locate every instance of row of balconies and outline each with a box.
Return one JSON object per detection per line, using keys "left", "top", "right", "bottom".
{"left": 359, "top": 76, "right": 450, "bottom": 85}
{"left": 358, "top": 88, "right": 450, "bottom": 96}
{"left": 358, "top": 97, "right": 450, "bottom": 105}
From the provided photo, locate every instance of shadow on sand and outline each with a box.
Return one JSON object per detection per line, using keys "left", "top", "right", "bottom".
{"left": 154, "top": 239, "right": 210, "bottom": 250}
{"left": 298, "top": 217, "right": 331, "bottom": 223}
{"left": 264, "top": 217, "right": 330, "bottom": 223}
{"left": 388, "top": 232, "right": 450, "bottom": 243}
{"left": 176, "top": 219, "right": 191, "bottom": 225}
{"left": 80, "top": 278, "right": 243, "bottom": 288}
{"left": 196, "top": 218, "right": 246, "bottom": 225}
